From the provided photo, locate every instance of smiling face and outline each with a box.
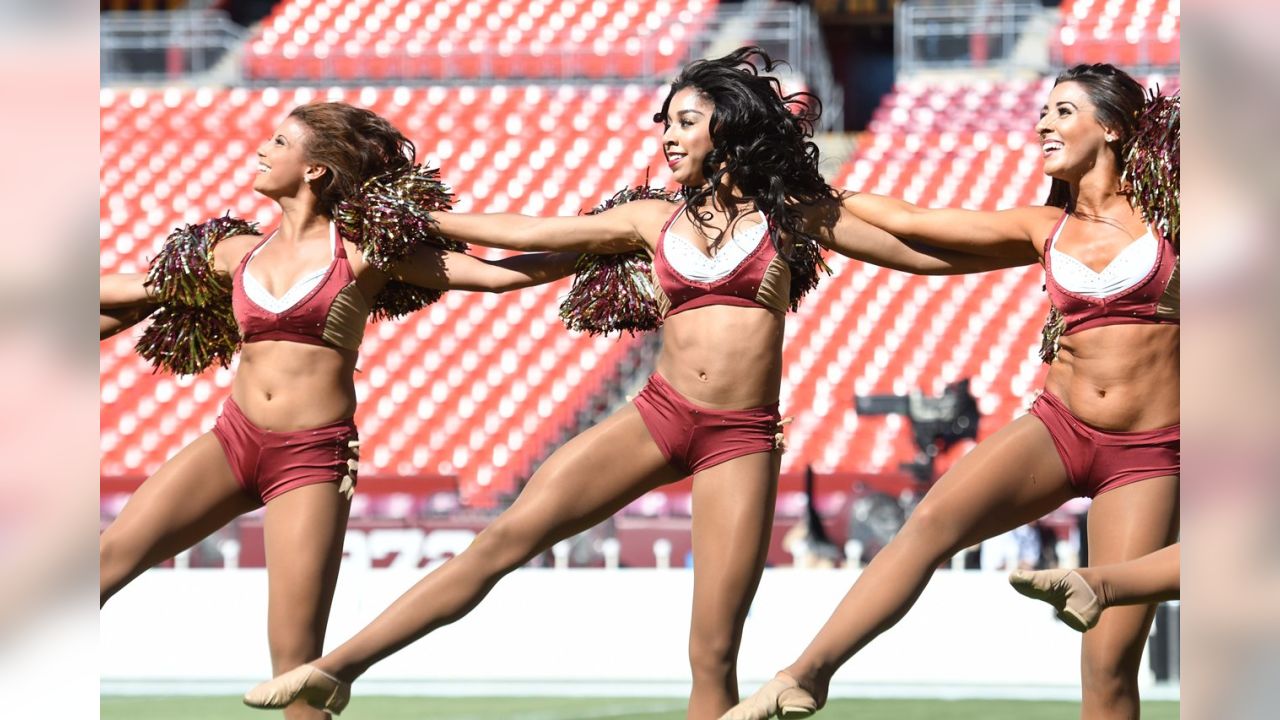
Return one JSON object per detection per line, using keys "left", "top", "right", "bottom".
{"left": 1035, "top": 81, "right": 1120, "bottom": 181}
{"left": 252, "top": 116, "right": 324, "bottom": 198}
{"left": 661, "top": 87, "right": 716, "bottom": 187}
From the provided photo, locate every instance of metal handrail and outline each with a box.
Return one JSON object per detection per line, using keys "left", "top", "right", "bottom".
{"left": 101, "top": 10, "right": 247, "bottom": 82}
{"left": 100, "top": 1, "right": 844, "bottom": 125}
{"left": 895, "top": 0, "right": 1042, "bottom": 75}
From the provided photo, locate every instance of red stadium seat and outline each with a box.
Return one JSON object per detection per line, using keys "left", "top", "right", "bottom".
{"left": 1052, "top": 0, "right": 1179, "bottom": 69}
{"left": 242, "top": 0, "right": 720, "bottom": 81}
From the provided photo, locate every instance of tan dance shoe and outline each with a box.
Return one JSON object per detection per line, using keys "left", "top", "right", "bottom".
{"left": 720, "top": 671, "right": 818, "bottom": 720}
{"left": 243, "top": 663, "right": 350, "bottom": 714}
{"left": 1009, "top": 568, "right": 1102, "bottom": 632}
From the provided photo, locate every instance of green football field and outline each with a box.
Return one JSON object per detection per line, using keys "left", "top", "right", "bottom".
{"left": 101, "top": 696, "right": 1180, "bottom": 719}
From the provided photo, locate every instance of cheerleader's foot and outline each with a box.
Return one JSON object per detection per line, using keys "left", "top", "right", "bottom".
{"left": 243, "top": 663, "right": 350, "bottom": 714}
{"left": 1009, "top": 568, "right": 1103, "bottom": 632}
{"left": 720, "top": 671, "right": 818, "bottom": 720}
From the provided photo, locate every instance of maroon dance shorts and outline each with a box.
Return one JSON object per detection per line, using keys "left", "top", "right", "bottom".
{"left": 1029, "top": 390, "right": 1179, "bottom": 498}
{"left": 211, "top": 397, "right": 358, "bottom": 504}
{"left": 633, "top": 372, "right": 781, "bottom": 476}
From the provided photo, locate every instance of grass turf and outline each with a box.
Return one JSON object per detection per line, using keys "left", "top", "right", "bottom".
{"left": 101, "top": 696, "right": 1180, "bottom": 719}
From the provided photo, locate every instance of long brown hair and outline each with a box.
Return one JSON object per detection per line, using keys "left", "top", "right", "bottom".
{"left": 1043, "top": 64, "right": 1146, "bottom": 209}
{"left": 288, "top": 102, "right": 416, "bottom": 215}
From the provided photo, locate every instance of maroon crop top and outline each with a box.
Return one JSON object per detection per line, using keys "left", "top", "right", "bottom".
{"left": 1043, "top": 212, "right": 1180, "bottom": 337}
{"left": 651, "top": 203, "right": 791, "bottom": 318}
{"left": 231, "top": 224, "right": 369, "bottom": 351}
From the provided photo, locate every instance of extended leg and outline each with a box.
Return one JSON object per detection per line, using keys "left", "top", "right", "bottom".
{"left": 720, "top": 415, "right": 1077, "bottom": 720}
{"left": 261, "top": 482, "right": 352, "bottom": 720}
{"left": 291, "top": 404, "right": 684, "bottom": 683}
{"left": 1078, "top": 476, "right": 1178, "bottom": 720}
{"left": 100, "top": 432, "right": 258, "bottom": 605}
{"left": 686, "top": 451, "right": 779, "bottom": 720}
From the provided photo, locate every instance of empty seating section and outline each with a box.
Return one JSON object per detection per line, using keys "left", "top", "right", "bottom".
{"left": 100, "top": 84, "right": 675, "bottom": 505}
{"left": 244, "top": 0, "right": 718, "bottom": 81}
{"left": 1053, "top": 0, "right": 1179, "bottom": 68}
{"left": 869, "top": 74, "right": 1179, "bottom": 136}
{"left": 870, "top": 76, "right": 1047, "bottom": 135}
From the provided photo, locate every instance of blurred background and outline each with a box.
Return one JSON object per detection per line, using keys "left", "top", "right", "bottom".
{"left": 94, "top": 0, "right": 1195, "bottom": 717}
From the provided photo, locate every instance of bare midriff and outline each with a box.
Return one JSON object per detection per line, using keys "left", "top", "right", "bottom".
{"left": 654, "top": 304, "right": 784, "bottom": 409}
{"left": 1045, "top": 323, "right": 1179, "bottom": 432}
{"left": 231, "top": 341, "right": 359, "bottom": 431}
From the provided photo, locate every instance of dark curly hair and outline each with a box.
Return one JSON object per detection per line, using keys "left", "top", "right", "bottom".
{"left": 656, "top": 46, "right": 840, "bottom": 300}
{"left": 288, "top": 102, "right": 416, "bottom": 216}
{"left": 1043, "top": 63, "right": 1147, "bottom": 209}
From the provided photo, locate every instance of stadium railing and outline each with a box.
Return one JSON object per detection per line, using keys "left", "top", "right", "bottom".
{"left": 101, "top": 9, "right": 247, "bottom": 81}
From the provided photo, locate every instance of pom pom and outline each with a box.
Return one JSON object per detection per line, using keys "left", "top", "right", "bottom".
{"left": 1123, "top": 92, "right": 1179, "bottom": 247}
{"left": 335, "top": 164, "right": 463, "bottom": 320}
{"left": 135, "top": 303, "right": 241, "bottom": 375}
{"left": 136, "top": 214, "right": 257, "bottom": 375}
{"left": 143, "top": 214, "right": 259, "bottom": 306}
{"left": 558, "top": 185, "right": 680, "bottom": 335}
{"left": 561, "top": 253, "right": 663, "bottom": 335}
{"left": 369, "top": 284, "right": 445, "bottom": 323}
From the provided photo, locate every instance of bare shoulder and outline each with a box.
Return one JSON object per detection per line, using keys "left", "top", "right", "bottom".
{"left": 606, "top": 198, "right": 680, "bottom": 249}
{"left": 613, "top": 198, "right": 680, "bottom": 225}
{"left": 1019, "top": 205, "right": 1066, "bottom": 225}
{"left": 210, "top": 232, "right": 263, "bottom": 273}
{"left": 218, "top": 232, "right": 264, "bottom": 257}
{"left": 1017, "top": 205, "right": 1067, "bottom": 253}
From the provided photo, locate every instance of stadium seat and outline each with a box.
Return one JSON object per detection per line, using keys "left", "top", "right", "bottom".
{"left": 242, "top": 0, "right": 719, "bottom": 81}
{"left": 1053, "top": 0, "right": 1179, "bottom": 70}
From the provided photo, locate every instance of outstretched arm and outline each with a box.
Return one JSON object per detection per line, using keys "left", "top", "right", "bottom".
{"left": 101, "top": 306, "right": 155, "bottom": 340}
{"left": 842, "top": 193, "right": 1048, "bottom": 260}
{"left": 100, "top": 273, "right": 154, "bottom": 308}
{"left": 100, "top": 273, "right": 158, "bottom": 339}
{"left": 102, "top": 232, "right": 253, "bottom": 309}
{"left": 433, "top": 199, "right": 670, "bottom": 253}
{"left": 817, "top": 201, "right": 1037, "bottom": 275}
{"left": 387, "top": 246, "right": 581, "bottom": 293}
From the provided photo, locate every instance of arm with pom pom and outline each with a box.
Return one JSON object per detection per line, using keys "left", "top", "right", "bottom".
{"left": 334, "top": 164, "right": 463, "bottom": 321}
{"left": 133, "top": 215, "right": 260, "bottom": 375}
{"left": 558, "top": 185, "right": 681, "bottom": 336}
{"left": 351, "top": 171, "right": 670, "bottom": 334}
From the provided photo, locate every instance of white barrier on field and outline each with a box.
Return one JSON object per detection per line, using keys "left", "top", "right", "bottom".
{"left": 101, "top": 567, "right": 1175, "bottom": 700}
